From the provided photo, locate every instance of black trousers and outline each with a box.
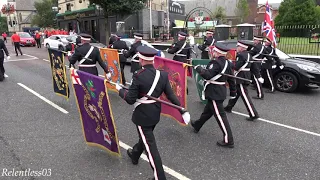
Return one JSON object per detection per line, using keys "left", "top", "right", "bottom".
{"left": 193, "top": 100, "right": 234, "bottom": 144}
{"left": 262, "top": 68, "right": 275, "bottom": 92}
{"left": 0, "top": 57, "right": 4, "bottom": 74}
{"left": 226, "top": 84, "right": 259, "bottom": 118}
{"left": 131, "top": 125, "right": 166, "bottom": 180}
{"left": 120, "top": 62, "right": 126, "bottom": 85}
{"left": 14, "top": 42, "right": 23, "bottom": 56}
{"left": 3, "top": 37, "right": 7, "bottom": 43}
{"left": 36, "top": 38, "right": 41, "bottom": 48}
{"left": 252, "top": 75, "right": 264, "bottom": 98}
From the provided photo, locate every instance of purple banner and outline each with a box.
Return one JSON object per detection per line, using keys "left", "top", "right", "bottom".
{"left": 71, "top": 69, "right": 120, "bottom": 156}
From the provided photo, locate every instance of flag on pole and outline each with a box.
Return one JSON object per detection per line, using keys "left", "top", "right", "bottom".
{"left": 191, "top": 59, "right": 210, "bottom": 104}
{"left": 71, "top": 69, "right": 121, "bottom": 156}
{"left": 153, "top": 56, "right": 188, "bottom": 125}
{"left": 263, "top": 0, "right": 277, "bottom": 47}
{"left": 100, "top": 48, "right": 122, "bottom": 92}
{"left": 48, "top": 48, "right": 69, "bottom": 99}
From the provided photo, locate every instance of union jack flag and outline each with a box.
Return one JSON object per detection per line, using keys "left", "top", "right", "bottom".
{"left": 263, "top": 0, "right": 277, "bottom": 47}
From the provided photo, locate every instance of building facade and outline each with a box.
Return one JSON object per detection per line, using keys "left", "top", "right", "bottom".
{"left": 6, "top": 0, "right": 38, "bottom": 33}
{"left": 56, "top": 0, "right": 186, "bottom": 44}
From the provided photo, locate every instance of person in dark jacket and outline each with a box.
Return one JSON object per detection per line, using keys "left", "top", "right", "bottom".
{"left": 262, "top": 37, "right": 284, "bottom": 93}
{"left": 108, "top": 33, "right": 118, "bottom": 47}
{"left": 197, "top": 30, "right": 215, "bottom": 59}
{"left": 111, "top": 34, "right": 129, "bottom": 85}
{"left": 0, "top": 39, "right": 9, "bottom": 81}
{"left": 69, "top": 33, "right": 111, "bottom": 78}
{"left": 167, "top": 31, "right": 191, "bottom": 63}
{"left": 249, "top": 36, "right": 266, "bottom": 99}
{"left": 124, "top": 33, "right": 143, "bottom": 73}
{"left": 225, "top": 40, "right": 259, "bottom": 121}
{"left": 191, "top": 43, "right": 237, "bottom": 148}
{"left": 116, "top": 46, "right": 189, "bottom": 180}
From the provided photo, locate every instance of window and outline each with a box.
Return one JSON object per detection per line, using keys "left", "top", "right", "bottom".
{"left": 84, "top": 21, "right": 88, "bottom": 31}
{"left": 66, "top": 3, "right": 71, "bottom": 11}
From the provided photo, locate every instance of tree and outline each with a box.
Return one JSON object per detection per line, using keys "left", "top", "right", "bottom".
{"left": 214, "top": 6, "right": 226, "bottom": 24}
{"left": 31, "top": 0, "right": 57, "bottom": 28}
{"left": 0, "top": 17, "right": 8, "bottom": 33}
{"left": 235, "top": 0, "right": 250, "bottom": 23}
{"left": 275, "top": 0, "right": 317, "bottom": 26}
{"left": 89, "top": 0, "right": 148, "bottom": 44}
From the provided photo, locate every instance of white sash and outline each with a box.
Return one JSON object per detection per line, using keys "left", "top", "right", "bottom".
{"left": 79, "top": 46, "right": 94, "bottom": 64}
{"left": 174, "top": 41, "right": 187, "bottom": 56}
{"left": 235, "top": 53, "right": 250, "bottom": 76}
{"left": 131, "top": 53, "right": 139, "bottom": 62}
{"left": 133, "top": 70, "right": 160, "bottom": 109}
{"left": 201, "top": 60, "right": 228, "bottom": 100}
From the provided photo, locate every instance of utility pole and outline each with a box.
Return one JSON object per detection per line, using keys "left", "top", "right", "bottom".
{"left": 149, "top": 0, "right": 153, "bottom": 39}
{"left": 167, "top": 0, "right": 169, "bottom": 39}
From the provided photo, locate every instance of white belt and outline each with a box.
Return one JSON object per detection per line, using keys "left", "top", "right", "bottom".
{"left": 242, "top": 68, "right": 250, "bottom": 71}
{"left": 175, "top": 54, "right": 186, "bottom": 56}
{"left": 135, "top": 99, "right": 157, "bottom": 104}
{"left": 78, "top": 64, "right": 96, "bottom": 67}
{"left": 118, "top": 53, "right": 123, "bottom": 55}
{"left": 132, "top": 59, "right": 139, "bottom": 63}
{"left": 202, "top": 80, "right": 225, "bottom": 100}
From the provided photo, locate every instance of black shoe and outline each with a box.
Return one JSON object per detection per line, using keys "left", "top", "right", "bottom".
{"left": 190, "top": 120, "right": 199, "bottom": 133}
{"left": 216, "top": 140, "right": 234, "bottom": 148}
{"left": 246, "top": 116, "right": 259, "bottom": 121}
{"left": 224, "top": 107, "right": 232, "bottom": 113}
{"left": 252, "top": 96, "right": 264, "bottom": 100}
{"left": 16, "top": 54, "right": 18, "bottom": 56}
{"left": 127, "top": 149, "right": 138, "bottom": 165}
{"left": 266, "top": 90, "right": 275, "bottom": 93}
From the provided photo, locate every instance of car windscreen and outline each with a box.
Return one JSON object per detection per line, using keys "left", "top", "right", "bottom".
{"left": 18, "top": 33, "right": 31, "bottom": 38}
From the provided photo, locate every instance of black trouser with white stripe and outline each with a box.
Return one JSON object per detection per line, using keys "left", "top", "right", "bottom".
{"left": 226, "top": 84, "right": 259, "bottom": 118}
{"left": 253, "top": 75, "right": 264, "bottom": 98}
{"left": 262, "top": 68, "right": 275, "bottom": 92}
{"left": 192, "top": 100, "right": 234, "bottom": 144}
{"left": 131, "top": 125, "right": 166, "bottom": 180}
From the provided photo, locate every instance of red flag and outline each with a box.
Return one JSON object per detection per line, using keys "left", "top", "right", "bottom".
{"left": 263, "top": 0, "right": 277, "bottom": 47}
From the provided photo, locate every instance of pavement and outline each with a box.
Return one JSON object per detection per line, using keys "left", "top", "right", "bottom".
{"left": 1, "top": 42, "right": 320, "bottom": 180}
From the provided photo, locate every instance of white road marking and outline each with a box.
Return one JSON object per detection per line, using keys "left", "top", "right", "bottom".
{"left": 119, "top": 141, "right": 190, "bottom": 180}
{"left": 17, "top": 83, "right": 69, "bottom": 114}
{"left": 23, "top": 54, "right": 38, "bottom": 59}
{"left": 4, "top": 58, "right": 39, "bottom": 62}
{"left": 4, "top": 74, "right": 8, "bottom": 78}
{"left": 232, "top": 111, "right": 320, "bottom": 137}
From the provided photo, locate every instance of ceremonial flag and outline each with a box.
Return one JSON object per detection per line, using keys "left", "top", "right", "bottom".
{"left": 263, "top": 0, "right": 277, "bottom": 47}
{"left": 191, "top": 59, "right": 210, "bottom": 104}
{"left": 71, "top": 69, "right": 120, "bottom": 156}
{"left": 100, "top": 48, "right": 122, "bottom": 91}
{"left": 154, "top": 56, "right": 188, "bottom": 125}
{"left": 48, "top": 48, "right": 69, "bottom": 99}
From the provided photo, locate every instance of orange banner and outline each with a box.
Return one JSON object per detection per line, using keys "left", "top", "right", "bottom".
{"left": 100, "top": 48, "right": 122, "bottom": 91}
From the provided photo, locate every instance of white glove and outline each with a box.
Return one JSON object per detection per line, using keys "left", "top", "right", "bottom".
{"left": 279, "top": 65, "right": 284, "bottom": 69}
{"left": 258, "top": 77, "right": 264, "bottom": 84}
{"left": 6, "top": 56, "right": 10, "bottom": 60}
{"left": 182, "top": 111, "right": 191, "bottom": 125}
{"left": 194, "top": 65, "right": 200, "bottom": 70}
{"left": 106, "top": 73, "right": 111, "bottom": 80}
{"left": 272, "top": 65, "right": 277, "bottom": 69}
{"left": 115, "top": 83, "right": 122, "bottom": 91}
{"left": 230, "top": 96, "right": 236, "bottom": 99}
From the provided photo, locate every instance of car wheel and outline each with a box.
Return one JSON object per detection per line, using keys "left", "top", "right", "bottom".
{"left": 274, "top": 71, "right": 298, "bottom": 93}
{"left": 46, "top": 43, "right": 50, "bottom": 48}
